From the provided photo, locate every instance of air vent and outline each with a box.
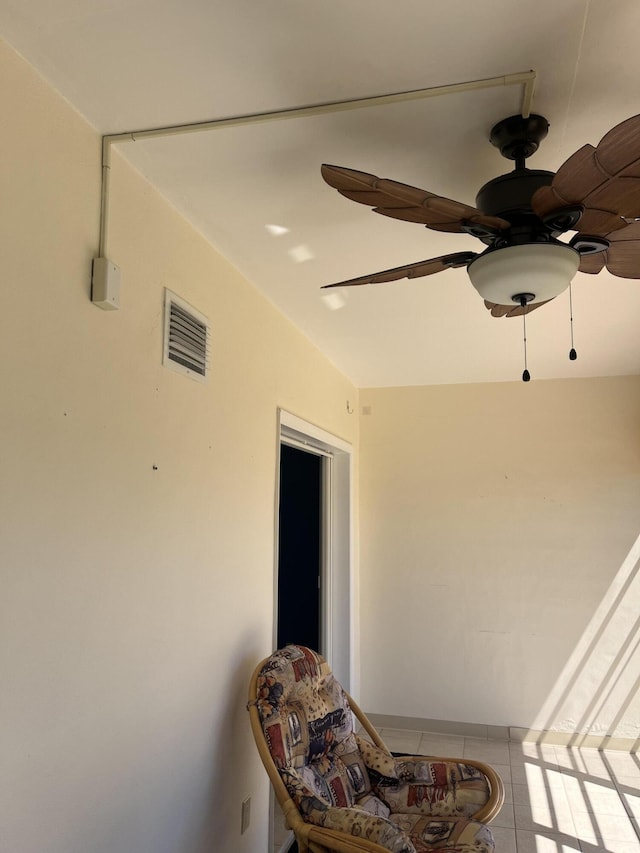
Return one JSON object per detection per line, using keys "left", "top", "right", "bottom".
{"left": 163, "top": 289, "right": 210, "bottom": 382}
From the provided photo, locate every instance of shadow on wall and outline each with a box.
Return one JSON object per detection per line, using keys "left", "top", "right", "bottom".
{"left": 531, "top": 531, "right": 640, "bottom": 745}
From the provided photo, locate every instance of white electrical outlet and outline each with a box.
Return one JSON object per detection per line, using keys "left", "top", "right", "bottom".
{"left": 241, "top": 796, "right": 251, "bottom": 834}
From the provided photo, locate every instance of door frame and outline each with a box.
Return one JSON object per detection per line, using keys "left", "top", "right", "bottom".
{"left": 275, "top": 409, "right": 355, "bottom": 692}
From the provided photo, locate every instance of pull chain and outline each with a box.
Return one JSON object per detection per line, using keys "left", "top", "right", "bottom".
{"left": 569, "top": 282, "right": 577, "bottom": 360}
{"left": 522, "top": 300, "right": 530, "bottom": 382}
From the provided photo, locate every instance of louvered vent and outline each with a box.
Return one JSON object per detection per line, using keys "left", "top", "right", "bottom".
{"left": 163, "top": 289, "right": 210, "bottom": 382}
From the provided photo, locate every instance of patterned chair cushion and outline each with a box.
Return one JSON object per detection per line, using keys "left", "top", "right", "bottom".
{"left": 356, "top": 735, "right": 400, "bottom": 782}
{"left": 256, "top": 645, "right": 373, "bottom": 808}
{"left": 357, "top": 738, "right": 493, "bottom": 820}
{"left": 384, "top": 758, "right": 493, "bottom": 819}
{"left": 282, "top": 768, "right": 416, "bottom": 853}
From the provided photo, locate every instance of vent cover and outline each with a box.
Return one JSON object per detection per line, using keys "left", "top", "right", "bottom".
{"left": 163, "top": 289, "right": 210, "bottom": 382}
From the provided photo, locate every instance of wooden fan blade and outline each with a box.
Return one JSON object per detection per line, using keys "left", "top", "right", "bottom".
{"left": 321, "top": 252, "right": 477, "bottom": 289}
{"left": 603, "top": 220, "right": 640, "bottom": 277}
{"left": 574, "top": 220, "right": 640, "bottom": 278}
{"left": 484, "top": 299, "right": 552, "bottom": 318}
{"left": 594, "top": 113, "right": 640, "bottom": 175}
{"left": 484, "top": 301, "right": 511, "bottom": 317}
{"left": 531, "top": 184, "right": 574, "bottom": 219}
{"left": 578, "top": 252, "right": 606, "bottom": 274}
{"left": 373, "top": 207, "right": 467, "bottom": 231}
{"left": 607, "top": 219, "right": 640, "bottom": 242}
{"left": 549, "top": 144, "right": 600, "bottom": 204}
{"left": 531, "top": 115, "right": 640, "bottom": 235}
{"left": 321, "top": 164, "right": 376, "bottom": 192}
{"left": 606, "top": 241, "right": 640, "bottom": 277}
{"left": 321, "top": 164, "right": 510, "bottom": 234}
{"left": 573, "top": 207, "right": 627, "bottom": 235}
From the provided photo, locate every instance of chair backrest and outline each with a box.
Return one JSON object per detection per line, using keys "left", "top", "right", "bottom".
{"left": 251, "top": 645, "right": 373, "bottom": 809}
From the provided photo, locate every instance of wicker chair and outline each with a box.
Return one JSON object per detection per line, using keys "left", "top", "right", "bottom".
{"left": 248, "top": 645, "right": 504, "bottom": 853}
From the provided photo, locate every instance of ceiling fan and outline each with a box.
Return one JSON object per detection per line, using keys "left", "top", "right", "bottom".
{"left": 320, "top": 113, "right": 640, "bottom": 320}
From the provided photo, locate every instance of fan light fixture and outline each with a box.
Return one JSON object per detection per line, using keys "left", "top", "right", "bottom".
{"left": 467, "top": 243, "right": 580, "bottom": 306}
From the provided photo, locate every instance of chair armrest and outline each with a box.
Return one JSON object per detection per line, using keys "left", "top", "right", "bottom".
{"left": 373, "top": 755, "right": 504, "bottom": 823}
{"left": 355, "top": 736, "right": 504, "bottom": 823}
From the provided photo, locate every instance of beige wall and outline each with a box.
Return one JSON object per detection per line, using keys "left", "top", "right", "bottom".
{"left": 359, "top": 378, "right": 640, "bottom": 740}
{"left": 0, "top": 39, "right": 358, "bottom": 853}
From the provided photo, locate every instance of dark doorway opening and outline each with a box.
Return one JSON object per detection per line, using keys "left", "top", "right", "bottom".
{"left": 277, "top": 443, "right": 323, "bottom": 652}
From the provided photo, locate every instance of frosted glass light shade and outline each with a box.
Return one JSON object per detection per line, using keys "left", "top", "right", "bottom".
{"left": 468, "top": 243, "right": 580, "bottom": 305}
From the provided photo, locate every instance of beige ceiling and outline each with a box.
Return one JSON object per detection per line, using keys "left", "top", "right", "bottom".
{"left": 3, "top": 0, "right": 640, "bottom": 386}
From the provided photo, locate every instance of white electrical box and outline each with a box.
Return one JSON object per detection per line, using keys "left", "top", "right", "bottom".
{"left": 92, "top": 257, "right": 120, "bottom": 310}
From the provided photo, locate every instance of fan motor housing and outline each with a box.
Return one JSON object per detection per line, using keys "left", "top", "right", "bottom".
{"left": 476, "top": 169, "right": 555, "bottom": 219}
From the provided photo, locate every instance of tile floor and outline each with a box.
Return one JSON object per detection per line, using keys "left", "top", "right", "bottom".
{"left": 275, "top": 728, "right": 640, "bottom": 853}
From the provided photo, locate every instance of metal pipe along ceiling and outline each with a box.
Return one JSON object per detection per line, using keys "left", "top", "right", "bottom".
{"left": 97, "top": 70, "right": 537, "bottom": 259}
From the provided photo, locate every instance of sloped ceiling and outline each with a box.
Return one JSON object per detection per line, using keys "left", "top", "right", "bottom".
{"left": 2, "top": 0, "right": 640, "bottom": 386}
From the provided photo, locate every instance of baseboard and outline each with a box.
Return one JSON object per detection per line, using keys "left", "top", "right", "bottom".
{"left": 366, "top": 713, "right": 509, "bottom": 742}
{"left": 509, "top": 726, "right": 640, "bottom": 752}
{"left": 366, "top": 713, "right": 639, "bottom": 752}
